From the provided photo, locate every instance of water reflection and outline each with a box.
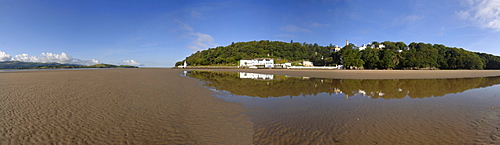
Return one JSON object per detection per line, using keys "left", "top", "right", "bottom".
{"left": 239, "top": 72, "right": 274, "bottom": 80}
{"left": 187, "top": 70, "right": 500, "bottom": 99}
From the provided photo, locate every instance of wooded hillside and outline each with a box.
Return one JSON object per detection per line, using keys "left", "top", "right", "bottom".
{"left": 176, "top": 40, "right": 500, "bottom": 70}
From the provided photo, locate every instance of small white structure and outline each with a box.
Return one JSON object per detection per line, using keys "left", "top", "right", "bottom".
{"left": 379, "top": 44, "right": 385, "bottom": 49}
{"left": 178, "top": 61, "right": 187, "bottom": 68}
{"left": 354, "top": 44, "right": 367, "bottom": 51}
{"left": 331, "top": 45, "right": 342, "bottom": 52}
{"left": 240, "top": 58, "right": 274, "bottom": 67}
{"left": 370, "top": 44, "right": 385, "bottom": 49}
{"left": 303, "top": 60, "right": 314, "bottom": 67}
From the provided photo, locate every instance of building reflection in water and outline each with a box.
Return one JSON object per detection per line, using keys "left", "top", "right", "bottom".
{"left": 187, "top": 70, "right": 500, "bottom": 100}
{"left": 239, "top": 72, "right": 274, "bottom": 80}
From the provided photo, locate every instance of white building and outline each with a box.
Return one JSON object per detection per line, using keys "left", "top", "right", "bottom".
{"left": 354, "top": 44, "right": 367, "bottom": 51}
{"left": 370, "top": 44, "right": 385, "bottom": 49}
{"left": 303, "top": 60, "right": 314, "bottom": 67}
{"left": 239, "top": 58, "right": 274, "bottom": 67}
{"left": 379, "top": 44, "right": 385, "bottom": 49}
{"left": 331, "top": 45, "right": 342, "bottom": 52}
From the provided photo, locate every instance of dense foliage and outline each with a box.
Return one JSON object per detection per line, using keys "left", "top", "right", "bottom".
{"left": 177, "top": 40, "right": 500, "bottom": 69}
{"left": 0, "top": 61, "right": 138, "bottom": 69}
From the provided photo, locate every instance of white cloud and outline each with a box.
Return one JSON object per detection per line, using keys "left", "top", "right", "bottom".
{"left": 123, "top": 60, "right": 141, "bottom": 66}
{"left": 13, "top": 52, "right": 74, "bottom": 63}
{"left": 3, "top": 52, "right": 100, "bottom": 65}
{"left": 0, "top": 50, "right": 12, "bottom": 61}
{"left": 458, "top": 0, "right": 500, "bottom": 31}
{"left": 188, "top": 32, "right": 217, "bottom": 51}
{"left": 280, "top": 25, "right": 312, "bottom": 32}
{"left": 41, "top": 52, "right": 73, "bottom": 62}
{"left": 12, "top": 53, "right": 38, "bottom": 62}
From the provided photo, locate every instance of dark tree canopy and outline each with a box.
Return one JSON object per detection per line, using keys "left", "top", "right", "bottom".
{"left": 176, "top": 40, "right": 500, "bottom": 70}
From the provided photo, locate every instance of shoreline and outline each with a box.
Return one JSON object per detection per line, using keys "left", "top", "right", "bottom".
{"left": 182, "top": 68, "right": 500, "bottom": 79}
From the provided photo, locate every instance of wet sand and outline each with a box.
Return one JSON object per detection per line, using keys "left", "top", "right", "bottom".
{"left": 192, "top": 69, "right": 500, "bottom": 79}
{"left": 188, "top": 70, "right": 500, "bottom": 144}
{"left": 0, "top": 68, "right": 253, "bottom": 144}
{"left": 2, "top": 68, "right": 499, "bottom": 144}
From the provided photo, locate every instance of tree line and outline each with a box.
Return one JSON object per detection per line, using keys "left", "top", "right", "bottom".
{"left": 176, "top": 40, "right": 500, "bottom": 70}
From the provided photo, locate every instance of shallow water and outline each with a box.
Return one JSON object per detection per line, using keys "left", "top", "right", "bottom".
{"left": 187, "top": 70, "right": 500, "bottom": 144}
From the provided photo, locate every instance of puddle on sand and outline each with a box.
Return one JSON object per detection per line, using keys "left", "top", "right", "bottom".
{"left": 186, "top": 70, "right": 500, "bottom": 144}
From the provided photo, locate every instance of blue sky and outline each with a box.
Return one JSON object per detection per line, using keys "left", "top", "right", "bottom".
{"left": 1, "top": 0, "right": 499, "bottom": 67}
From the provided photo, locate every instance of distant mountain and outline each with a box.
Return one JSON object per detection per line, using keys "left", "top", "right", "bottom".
{"left": 0, "top": 61, "right": 78, "bottom": 69}
{"left": 0, "top": 61, "right": 138, "bottom": 69}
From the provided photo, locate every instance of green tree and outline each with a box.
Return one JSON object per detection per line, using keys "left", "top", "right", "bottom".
{"left": 360, "top": 48, "right": 380, "bottom": 69}
{"left": 340, "top": 45, "right": 364, "bottom": 69}
{"left": 381, "top": 49, "right": 397, "bottom": 69}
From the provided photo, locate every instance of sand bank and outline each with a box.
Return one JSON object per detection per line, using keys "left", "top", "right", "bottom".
{"left": 0, "top": 68, "right": 253, "bottom": 144}
{"left": 189, "top": 69, "right": 500, "bottom": 79}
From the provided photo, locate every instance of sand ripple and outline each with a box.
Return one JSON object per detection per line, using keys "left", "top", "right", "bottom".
{"left": 238, "top": 93, "right": 497, "bottom": 144}
{"left": 0, "top": 69, "right": 253, "bottom": 144}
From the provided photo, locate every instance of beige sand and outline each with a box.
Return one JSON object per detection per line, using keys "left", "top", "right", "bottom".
{"left": 0, "top": 69, "right": 253, "bottom": 144}
{"left": 191, "top": 69, "right": 500, "bottom": 79}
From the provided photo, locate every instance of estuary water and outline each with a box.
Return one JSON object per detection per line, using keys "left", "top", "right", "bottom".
{"left": 187, "top": 70, "right": 500, "bottom": 144}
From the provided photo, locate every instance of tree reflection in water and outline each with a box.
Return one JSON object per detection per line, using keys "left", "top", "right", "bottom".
{"left": 187, "top": 70, "right": 500, "bottom": 99}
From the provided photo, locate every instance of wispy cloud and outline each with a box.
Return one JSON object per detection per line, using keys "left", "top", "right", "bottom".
{"left": 275, "top": 34, "right": 296, "bottom": 38}
{"left": 140, "top": 42, "right": 161, "bottom": 47}
{"left": 393, "top": 15, "right": 424, "bottom": 26}
{"left": 309, "top": 22, "right": 330, "bottom": 28}
{"left": 440, "top": 25, "right": 470, "bottom": 31}
{"left": 469, "top": 34, "right": 494, "bottom": 48}
{"left": 403, "top": 15, "right": 424, "bottom": 22}
{"left": 457, "top": 0, "right": 500, "bottom": 31}
{"left": 280, "top": 25, "right": 312, "bottom": 32}
{"left": 188, "top": 32, "right": 217, "bottom": 51}
{"left": 191, "top": 10, "right": 202, "bottom": 18}
{"left": 175, "top": 20, "right": 217, "bottom": 51}
{"left": 175, "top": 19, "right": 193, "bottom": 32}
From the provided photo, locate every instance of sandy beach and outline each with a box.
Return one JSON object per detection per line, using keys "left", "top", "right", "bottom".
{"left": 191, "top": 69, "right": 500, "bottom": 79}
{"left": 0, "top": 68, "right": 253, "bottom": 144}
{"left": 1, "top": 68, "right": 499, "bottom": 144}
